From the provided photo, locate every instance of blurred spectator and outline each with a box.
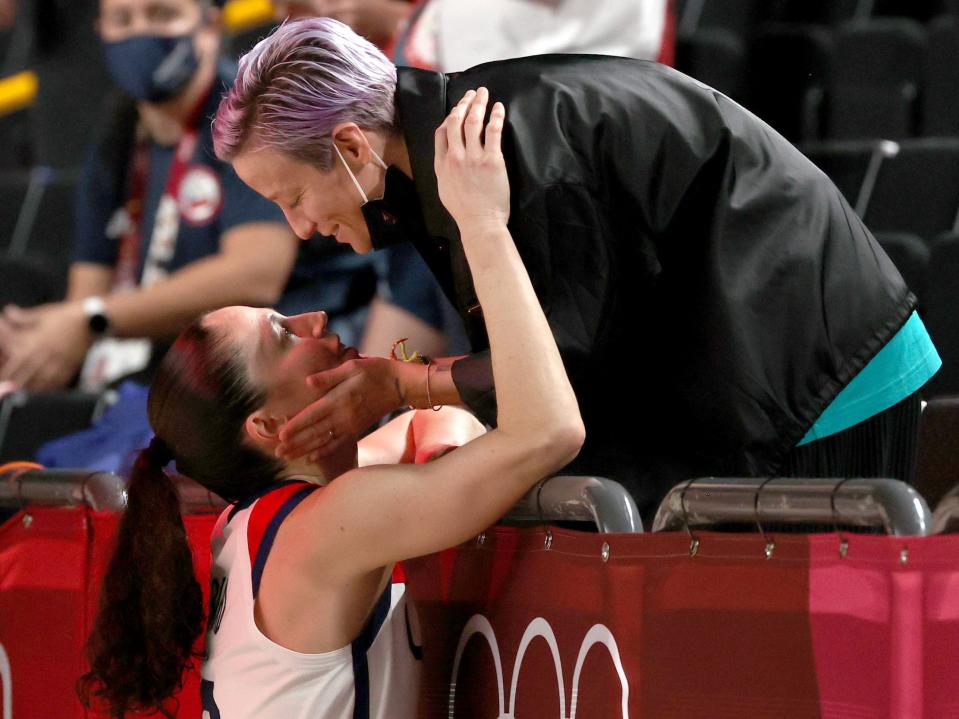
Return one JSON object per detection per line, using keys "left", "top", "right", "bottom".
{"left": 0, "top": 0, "right": 373, "bottom": 392}
{"left": 396, "top": 0, "right": 673, "bottom": 71}
{"left": 0, "top": 0, "right": 14, "bottom": 29}
{"left": 274, "top": 0, "right": 413, "bottom": 50}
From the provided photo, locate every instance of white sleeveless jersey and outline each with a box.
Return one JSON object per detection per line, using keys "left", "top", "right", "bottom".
{"left": 200, "top": 481, "right": 421, "bottom": 719}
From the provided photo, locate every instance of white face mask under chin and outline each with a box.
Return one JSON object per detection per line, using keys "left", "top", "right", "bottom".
{"left": 332, "top": 142, "right": 388, "bottom": 204}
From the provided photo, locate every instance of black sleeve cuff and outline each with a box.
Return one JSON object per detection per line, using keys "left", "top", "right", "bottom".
{"left": 451, "top": 350, "right": 497, "bottom": 427}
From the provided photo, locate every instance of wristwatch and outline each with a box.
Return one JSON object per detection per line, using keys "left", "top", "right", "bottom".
{"left": 82, "top": 296, "right": 111, "bottom": 336}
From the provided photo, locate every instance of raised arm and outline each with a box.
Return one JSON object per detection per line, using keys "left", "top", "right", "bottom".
{"left": 293, "top": 88, "right": 584, "bottom": 575}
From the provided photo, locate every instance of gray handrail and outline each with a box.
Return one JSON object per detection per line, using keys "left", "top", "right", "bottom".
{"left": 1, "top": 469, "right": 643, "bottom": 532}
{"left": 0, "top": 468, "right": 127, "bottom": 512}
{"left": 0, "top": 468, "right": 223, "bottom": 515}
{"left": 652, "top": 477, "right": 931, "bottom": 536}
{"left": 503, "top": 475, "right": 643, "bottom": 533}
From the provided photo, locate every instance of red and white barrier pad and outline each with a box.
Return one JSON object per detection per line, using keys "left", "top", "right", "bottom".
{"left": 3, "top": 509, "right": 959, "bottom": 718}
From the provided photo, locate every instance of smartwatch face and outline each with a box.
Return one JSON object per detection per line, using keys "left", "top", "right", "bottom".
{"left": 89, "top": 312, "right": 110, "bottom": 334}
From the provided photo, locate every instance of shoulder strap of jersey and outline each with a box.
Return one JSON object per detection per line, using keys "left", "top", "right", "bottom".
{"left": 247, "top": 481, "right": 319, "bottom": 599}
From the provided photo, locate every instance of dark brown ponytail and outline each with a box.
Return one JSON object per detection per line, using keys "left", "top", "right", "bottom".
{"left": 78, "top": 437, "right": 204, "bottom": 718}
{"left": 79, "top": 317, "right": 284, "bottom": 716}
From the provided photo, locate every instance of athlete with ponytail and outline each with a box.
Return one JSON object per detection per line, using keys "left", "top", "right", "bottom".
{"left": 79, "top": 87, "right": 584, "bottom": 718}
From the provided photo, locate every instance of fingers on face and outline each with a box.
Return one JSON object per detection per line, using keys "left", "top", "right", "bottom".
{"left": 277, "top": 420, "right": 337, "bottom": 460}
{"left": 309, "top": 432, "right": 346, "bottom": 462}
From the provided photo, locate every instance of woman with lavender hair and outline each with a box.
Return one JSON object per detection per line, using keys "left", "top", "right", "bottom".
{"left": 214, "top": 18, "right": 939, "bottom": 521}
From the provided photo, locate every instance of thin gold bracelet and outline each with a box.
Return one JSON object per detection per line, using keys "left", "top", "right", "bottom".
{"left": 392, "top": 337, "right": 442, "bottom": 411}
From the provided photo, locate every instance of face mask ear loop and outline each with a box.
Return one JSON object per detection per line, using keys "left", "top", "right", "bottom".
{"left": 332, "top": 142, "right": 369, "bottom": 204}
{"left": 368, "top": 147, "right": 389, "bottom": 171}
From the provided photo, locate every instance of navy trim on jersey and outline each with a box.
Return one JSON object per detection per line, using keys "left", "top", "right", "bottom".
{"left": 250, "top": 484, "right": 318, "bottom": 598}
{"left": 350, "top": 584, "right": 393, "bottom": 719}
{"left": 200, "top": 679, "right": 221, "bottom": 719}
{"left": 405, "top": 605, "right": 423, "bottom": 661}
{"left": 228, "top": 479, "right": 310, "bottom": 522}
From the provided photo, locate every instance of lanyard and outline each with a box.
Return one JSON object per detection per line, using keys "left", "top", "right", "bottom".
{"left": 113, "top": 95, "right": 206, "bottom": 290}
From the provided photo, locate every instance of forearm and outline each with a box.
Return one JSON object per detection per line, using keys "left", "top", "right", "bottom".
{"left": 459, "top": 221, "right": 581, "bottom": 446}
{"left": 103, "top": 253, "right": 286, "bottom": 338}
{"left": 395, "top": 355, "right": 467, "bottom": 409}
{"left": 377, "top": 0, "right": 412, "bottom": 40}
{"left": 66, "top": 262, "right": 112, "bottom": 302}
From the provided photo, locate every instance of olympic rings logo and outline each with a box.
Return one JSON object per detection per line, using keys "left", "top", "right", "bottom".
{"left": 448, "top": 615, "right": 630, "bottom": 719}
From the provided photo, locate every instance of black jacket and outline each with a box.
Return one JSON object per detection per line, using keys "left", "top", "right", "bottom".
{"left": 392, "top": 56, "right": 913, "bottom": 517}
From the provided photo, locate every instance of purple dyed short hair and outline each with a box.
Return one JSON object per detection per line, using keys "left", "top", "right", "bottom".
{"left": 213, "top": 18, "right": 397, "bottom": 170}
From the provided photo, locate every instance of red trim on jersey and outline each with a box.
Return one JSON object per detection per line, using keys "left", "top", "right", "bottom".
{"left": 246, "top": 482, "right": 313, "bottom": 572}
{"left": 657, "top": 0, "right": 677, "bottom": 67}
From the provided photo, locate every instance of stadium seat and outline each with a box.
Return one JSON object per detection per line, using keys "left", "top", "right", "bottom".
{"left": 801, "top": 139, "right": 892, "bottom": 213}
{"left": 0, "top": 167, "right": 30, "bottom": 251}
{"left": 0, "top": 30, "right": 10, "bottom": 66}
{"left": 675, "top": 28, "right": 748, "bottom": 102}
{"left": 223, "top": 20, "right": 277, "bottom": 60}
{"left": 872, "top": 0, "right": 943, "bottom": 22}
{"left": 923, "top": 15, "right": 959, "bottom": 136}
{"left": 0, "top": 390, "right": 110, "bottom": 463}
{"left": 676, "top": 0, "right": 766, "bottom": 36}
{"left": 923, "top": 233, "right": 959, "bottom": 397}
{"left": 827, "top": 19, "right": 926, "bottom": 140}
{"left": 26, "top": 0, "right": 110, "bottom": 169}
{"left": 862, "top": 138, "right": 959, "bottom": 238}
{"left": 4, "top": 166, "right": 79, "bottom": 299}
{"left": 749, "top": 24, "right": 832, "bottom": 142}
{"left": 0, "top": 111, "right": 33, "bottom": 169}
{"left": 915, "top": 397, "right": 959, "bottom": 509}
{"left": 765, "top": 0, "right": 862, "bottom": 24}
{"left": 875, "top": 232, "right": 930, "bottom": 301}
{"left": 0, "top": 255, "right": 62, "bottom": 307}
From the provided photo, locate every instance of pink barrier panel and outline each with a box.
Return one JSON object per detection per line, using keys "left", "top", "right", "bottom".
{"left": 5, "top": 512, "right": 959, "bottom": 717}
{"left": 0, "top": 508, "right": 216, "bottom": 719}
{"left": 404, "top": 526, "right": 959, "bottom": 719}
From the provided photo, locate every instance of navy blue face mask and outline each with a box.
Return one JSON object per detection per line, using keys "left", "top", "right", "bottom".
{"left": 102, "top": 33, "right": 199, "bottom": 102}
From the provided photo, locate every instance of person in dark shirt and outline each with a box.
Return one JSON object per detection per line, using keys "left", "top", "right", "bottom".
{"left": 212, "top": 18, "right": 939, "bottom": 518}
{"left": 0, "top": 0, "right": 375, "bottom": 392}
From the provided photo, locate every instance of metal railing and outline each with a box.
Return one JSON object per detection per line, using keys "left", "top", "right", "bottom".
{"left": 0, "top": 467, "right": 127, "bottom": 512}
{"left": 652, "top": 477, "right": 932, "bottom": 536}
{"left": 1, "top": 468, "right": 643, "bottom": 533}
{"left": 503, "top": 475, "right": 643, "bottom": 533}
{"left": 0, "top": 467, "right": 224, "bottom": 515}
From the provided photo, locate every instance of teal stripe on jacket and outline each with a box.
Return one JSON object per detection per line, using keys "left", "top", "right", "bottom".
{"left": 798, "top": 311, "right": 941, "bottom": 446}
